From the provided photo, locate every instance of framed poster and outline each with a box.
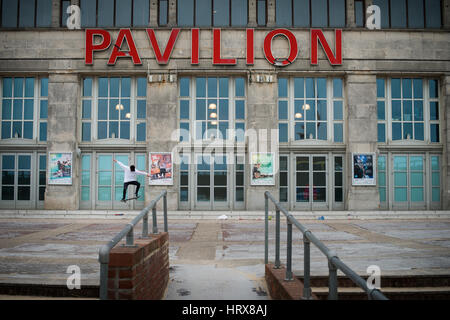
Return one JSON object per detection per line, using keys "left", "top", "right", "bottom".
{"left": 251, "top": 153, "right": 275, "bottom": 186}
{"left": 149, "top": 152, "right": 173, "bottom": 185}
{"left": 48, "top": 152, "right": 73, "bottom": 185}
{"left": 352, "top": 153, "right": 376, "bottom": 186}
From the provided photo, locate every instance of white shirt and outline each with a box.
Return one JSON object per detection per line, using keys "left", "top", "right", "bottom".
{"left": 116, "top": 161, "right": 148, "bottom": 183}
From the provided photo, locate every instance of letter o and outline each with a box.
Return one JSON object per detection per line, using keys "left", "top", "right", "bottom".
{"left": 263, "top": 29, "right": 298, "bottom": 66}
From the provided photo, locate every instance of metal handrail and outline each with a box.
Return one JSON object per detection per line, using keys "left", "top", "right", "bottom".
{"left": 264, "top": 191, "right": 388, "bottom": 300}
{"left": 98, "top": 190, "right": 168, "bottom": 300}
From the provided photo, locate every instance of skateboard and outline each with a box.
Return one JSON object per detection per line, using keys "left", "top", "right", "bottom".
{"left": 121, "top": 195, "right": 140, "bottom": 202}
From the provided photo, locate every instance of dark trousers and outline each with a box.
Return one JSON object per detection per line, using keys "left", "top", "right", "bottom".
{"left": 122, "top": 181, "right": 140, "bottom": 200}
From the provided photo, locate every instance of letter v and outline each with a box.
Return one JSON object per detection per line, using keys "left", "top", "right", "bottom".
{"left": 146, "top": 28, "right": 180, "bottom": 64}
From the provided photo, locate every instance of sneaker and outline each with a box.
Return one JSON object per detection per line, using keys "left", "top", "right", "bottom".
{"left": 135, "top": 194, "right": 140, "bottom": 199}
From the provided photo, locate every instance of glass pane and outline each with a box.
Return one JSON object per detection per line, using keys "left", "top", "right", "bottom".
{"left": 377, "top": 79, "right": 385, "bottom": 98}
{"left": 133, "top": 0, "right": 149, "bottom": 26}
{"left": 276, "top": 0, "right": 292, "bottom": 26}
{"left": 294, "top": 78, "right": 304, "bottom": 98}
{"left": 120, "top": 122, "right": 130, "bottom": 140}
{"left": 317, "top": 100, "right": 327, "bottom": 120}
{"left": 305, "top": 101, "right": 315, "bottom": 121}
{"left": 296, "top": 172, "right": 309, "bottom": 186}
{"left": 82, "top": 155, "right": 91, "bottom": 170}
{"left": 214, "top": 172, "right": 227, "bottom": 186}
{"left": 197, "top": 172, "right": 210, "bottom": 186}
{"left": 317, "top": 122, "right": 327, "bottom": 140}
{"left": 414, "top": 123, "right": 424, "bottom": 141}
{"left": 311, "top": 0, "right": 327, "bottom": 27}
{"left": 413, "top": 79, "right": 423, "bottom": 98}
{"left": 99, "top": 78, "right": 108, "bottom": 97}
{"left": 197, "top": 187, "right": 210, "bottom": 201}
{"left": 180, "top": 187, "right": 189, "bottom": 202}
{"left": 402, "top": 79, "right": 412, "bottom": 99}
{"left": 121, "top": 78, "right": 131, "bottom": 97}
{"left": 219, "top": 78, "right": 228, "bottom": 98}
{"left": 214, "top": 188, "right": 227, "bottom": 201}
{"left": 355, "top": 0, "right": 364, "bottom": 27}
{"left": 313, "top": 188, "right": 326, "bottom": 202}
{"left": 40, "top": 100, "right": 48, "bottom": 119}
{"left": 17, "top": 186, "right": 30, "bottom": 200}
{"left": 296, "top": 157, "right": 309, "bottom": 171}
{"left": 411, "top": 188, "right": 423, "bottom": 202}
{"left": 23, "top": 121, "right": 33, "bottom": 139}
{"left": 430, "top": 102, "right": 439, "bottom": 121}
{"left": 378, "top": 156, "right": 386, "bottom": 171}
{"left": 98, "top": 171, "right": 112, "bottom": 186}
{"left": 196, "top": 78, "right": 206, "bottom": 97}
{"left": 2, "top": 186, "right": 14, "bottom": 200}
{"left": 279, "top": 123, "right": 288, "bottom": 142}
{"left": 335, "top": 188, "right": 343, "bottom": 202}
{"left": 19, "top": 0, "right": 35, "bottom": 27}
{"left": 294, "top": 122, "right": 304, "bottom": 141}
{"left": 280, "top": 172, "right": 287, "bottom": 186}
{"left": 257, "top": 0, "right": 266, "bottom": 25}
{"left": 81, "top": 187, "right": 90, "bottom": 201}
{"left": 180, "top": 78, "right": 190, "bottom": 97}
{"left": 81, "top": 0, "right": 96, "bottom": 27}
{"left": 410, "top": 156, "right": 423, "bottom": 171}
{"left": 394, "top": 188, "right": 407, "bottom": 202}
{"left": 1, "top": 122, "right": 11, "bottom": 139}
{"left": 432, "top": 188, "right": 440, "bottom": 202}
{"left": 2, "top": 0, "right": 18, "bottom": 27}
{"left": 2, "top": 171, "right": 14, "bottom": 185}
{"left": 378, "top": 172, "right": 386, "bottom": 186}
{"left": 98, "top": 0, "right": 114, "bottom": 27}
{"left": 36, "top": 0, "right": 52, "bottom": 27}
{"left": 329, "top": 0, "right": 345, "bottom": 27}
{"left": 13, "top": 100, "right": 22, "bottom": 120}
{"left": 377, "top": 101, "right": 385, "bottom": 120}
{"left": 178, "top": 0, "right": 194, "bottom": 26}
{"left": 391, "top": 79, "right": 401, "bottom": 99}
{"left": 98, "top": 187, "right": 111, "bottom": 201}
{"left": 394, "top": 156, "right": 407, "bottom": 171}
{"left": 279, "top": 188, "right": 288, "bottom": 202}
{"left": 3, "top": 78, "right": 13, "bottom": 97}
{"left": 390, "top": 0, "right": 407, "bottom": 28}
{"left": 408, "top": 0, "right": 424, "bottom": 28}
{"left": 313, "top": 172, "right": 326, "bottom": 186}
{"left": 333, "top": 79, "right": 343, "bottom": 98}
{"left": 414, "top": 101, "right": 423, "bottom": 121}
{"left": 235, "top": 100, "right": 245, "bottom": 120}
{"left": 23, "top": 100, "right": 33, "bottom": 120}
{"left": 306, "top": 78, "right": 315, "bottom": 98}
{"left": 219, "top": 99, "right": 228, "bottom": 120}
{"left": 278, "top": 101, "right": 288, "bottom": 120}
{"left": 430, "top": 124, "right": 439, "bottom": 143}
{"left": 235, "top": 78, "right": 245, "bottom": 97}
{"left": 392, "top": 122, "right": 402, "bottom": 140}
{"left": 425, "top": 0, "right": 442, "bottom": 28}
{"left": 196, "top": 0, "right": 212, "bottom": 26}
{"left": 404, "top": 101, "right": 412, "bottom": 121}
{"left": 14, "top": 78, "right": 24, "bottom": 98}
{"left": 39, "top": 122, "right": 47, "bottom": 141}
{"left": 24, "top": 78, "right": 34, "bottom": 97}
{"left": 296, "top": 188, "right": 309, "bottom": 202}
{"left": 293, "top": 0, "right": 310, "bottom": 27}
{"left": 306, "top": 122, "right": 316, "bottom": 139}
{"left": 2, "top": 100, "right": 12, "bottom": 119}
{"left": 196, "top": 100, "right": 206, "bottom": 120}
{"left": 278, "top": 78, "right": 288, "bottom": 97}
{"left": 213, "top": 0, "right": 229, "bottom": 26}
{"left": 110, "top": 78, "right": 119, "bottom": 97}
{"left": 313, "top": 157, "right": 326, "bottom": 171}
{"left": 431, "top": 156, "right": 440, "bottom": 171}
{"left": 12, "top": 121, "right": 22, "bottom": 138}
{"left": 317, "top": 78, "right": 326, "bottom": 99}
{"left": 334, "top": 123, "right": 343, "bottom": 142}
{"left": 99, "top": 155, "right": 113, "bottom": 170}
{"left": 159, "top": 0, "right": 168, "bottom": 25}
{"left": 392, "top": 100, "right": 401, "bottom": 121}
{"left": 379, "top": 187, "right": 386, "bottom": 202}
{"left": 394, "top": 172, "right": 407, "bottom": 187}
{"left": 377, "top": 123, "right": 386, "bottom": 142}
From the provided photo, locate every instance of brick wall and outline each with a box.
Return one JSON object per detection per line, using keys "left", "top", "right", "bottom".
{"left": 107, "top": 232, "right": 169, "bottom": 300}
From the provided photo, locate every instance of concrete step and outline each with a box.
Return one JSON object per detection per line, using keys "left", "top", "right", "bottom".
{"left": 312, "top": 286, "right": 450, "bottom": 300}
{"left": 297, "top": 275, "right": 450, "bottom": 288}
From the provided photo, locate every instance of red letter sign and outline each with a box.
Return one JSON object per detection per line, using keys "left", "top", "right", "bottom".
{"left": 213, "top": 29, "right": 237, "bottom": 65}
{"left": 85, "top": 29, "right": 111, "bottom": 65}
{"left": 108, "top": 29, "right": 142, "bottom": 65}
{"left": 147, "top": 28, "right": 180, "bottom": 64}
{"left": 311, "top": 29, "right": 342, "bottom": 65}
{"left": 191, "top": 28, "right": 199, "bottom": 65}
{"left": 246, "top": 29, "right": 254, "bottom": 65}
{"left": 263, "top": 29, "right": 298, "bottom": 66}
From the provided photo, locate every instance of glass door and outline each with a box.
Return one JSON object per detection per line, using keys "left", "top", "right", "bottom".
{"left": 294, "top": 155, "right": 328, "bottom": 210}
{"left": 195, "top": 153, "right": 229, "bottom": 210}
{"left": 0, "top": 154, "right": 33, "bottom": 209}
{"left": 96, "top": 153, "right": 130, "bottom": 210}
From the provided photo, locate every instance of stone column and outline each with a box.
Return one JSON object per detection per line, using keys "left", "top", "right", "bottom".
{"left": 52, "top": 0, "right": 61, "bottom": 28}
{"left": 44, "top": 73, "right": 80, "bottom": 210}
{"left": 266, "top": 0, "right": 276, "bottom": 27}
{"left": 246, "top": 75, "right": 279, "bottom": 210}
{"left": 168, "top": 0, "right": 177, "bottom": 26}
{"left": 444, "top": 0, "right": 450, "bottom": 29}
{"left": 147, "top": 77, "right": 178, "bottom": 210}
{"left": 346, "top": 0, "right": 356, "bottom": 28}
{"left": 248, "top": 0, "right": 257, "bottom": 27}
{"left": 150, "top": 0, "right": 158, "bottom": 27}
{"left": 444, "top": 76, "right": 450, "bottom": 210}
{"left": 345, "top": 74, "right": 380, "bottom": 211}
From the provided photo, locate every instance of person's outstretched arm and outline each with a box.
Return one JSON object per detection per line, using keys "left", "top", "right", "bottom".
{"left": 136, "top": 169, "right": 151, "bottom": 177}
{"left": 113, "top": 159, "right": 128, "bottom": 171}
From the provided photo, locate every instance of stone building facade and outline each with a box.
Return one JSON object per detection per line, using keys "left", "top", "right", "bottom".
{"left": 0, "top": 0, "right": 449, "bottom": 212}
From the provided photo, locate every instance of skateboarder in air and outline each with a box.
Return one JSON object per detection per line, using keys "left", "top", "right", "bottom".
{"left": 113, "top": 159, "right": 150, "bottom": 202}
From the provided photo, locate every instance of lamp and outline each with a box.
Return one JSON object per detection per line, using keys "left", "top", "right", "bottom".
{"left": 116, "top": 104, "right": 124, "bottom": 110}
{"left": 295, "top": 112, "right": 303, "bottom": 119}
{"left": 302, "top": 104, "right": 310, "bottom": 111}
{"left": 208, "top": 103, "right": 217, "bottom": 110}
{"left": 211, "top": 120, "right": 218, "bottom": 125}
{"left": 125, "top": 113, "right": 131, "bottom": 119}
{"left": 210, "top": 112, "right": 217, "bottom": 119}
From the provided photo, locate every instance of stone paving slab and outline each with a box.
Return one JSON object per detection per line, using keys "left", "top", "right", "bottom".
{"left": 0, "top": 217, "right": 449, "bottom": 299}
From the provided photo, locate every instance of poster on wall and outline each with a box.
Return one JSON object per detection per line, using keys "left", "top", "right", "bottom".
{"left": 352, "top": 153, "right": 376, "bottom": 186}
{"left": 48, "top": 152, "right": 73, "bottom": 185}
{"left": 149, "top": 152, "right": 173, "bottom": 185}
{"left": 250, "top": 153, "right": 275, "bottom": 186}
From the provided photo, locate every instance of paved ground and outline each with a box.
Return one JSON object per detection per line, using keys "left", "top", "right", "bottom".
{"left": 0, "top": 217, "right": 450, "bottom": 299}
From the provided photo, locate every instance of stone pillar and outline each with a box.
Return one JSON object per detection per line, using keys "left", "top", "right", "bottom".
{"left": 150, "top": 0, "right": 158, "bottom": 27}
{"left": 51, "top": 0, "right": 61, "bottom": 27}
{"left": 346, "top": 0, "right": 356, "bottom": 28}
{"left": 266, "top": 0, "right": 276, "bottom": 27}
{"left": 168, "top": 0, "right": 177, "bottom": 26}
{"left": 147, "top": 77, "right": 178, "bottom": 210}
{"left": 444, "top": 76, "right": 450, "bottom": 209}
{"left": 345, "top": 74, "right": 380, "bottom": 211}
{"left": 246, "top": 74, "right": 278, "bottom": 210}
{"left": 248, "top": 0, "right": 257, "bottom": 27}
{"left": 444, "top": 0, "right": 450, "bottom": 29}
{"left": 44, "top": 73, "right": 80, "bottom": 210}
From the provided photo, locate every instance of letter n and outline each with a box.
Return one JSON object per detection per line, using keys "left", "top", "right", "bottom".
{"left": 311, "top": 29, "right": 342, "bottom": 65}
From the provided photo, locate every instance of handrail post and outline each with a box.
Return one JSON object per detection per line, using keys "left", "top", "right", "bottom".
{"left": 99, "top": 262, "right": 109, "bottom": 300}
{"left": 264, "top": 193, "right": 268, "bottom": 265}
{"left": 125, "top": 225, "right": 134, "bottom": 246}
{"left": 152, "top": 206, "right": 158, "bottom": 234}
{"left": 328, "top": 259, "right": 338, "bottom": 300}
{"left": 274, "top": 209, "right": 281, "bottom": 269}
{"left": 303, "top": 232, "right": 312, "bottom": 300}
{"left": 163, "top": 192, "right": 168, "bottom": 233}
{"left": 142, "top": 212, "right": 149, "bottom": 238}
{"left": 285, "top": 220, "right": 293, "bottom": 281}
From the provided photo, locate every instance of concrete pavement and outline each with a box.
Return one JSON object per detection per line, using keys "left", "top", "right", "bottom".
{"left": 0, "top": 216, "right": 449, "bottom": 299}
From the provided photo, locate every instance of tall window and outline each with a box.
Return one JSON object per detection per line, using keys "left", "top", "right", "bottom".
{"left": 61, "top": 0, "right": 71, "bottom": 27}
{"left": 373, "top": 0, "right": 442, "bottom": 29}
{"left": 257, "top": 0, "right": 266, "bottom": 26}
{"left": 276, "top": 0, "right": 345, "bottom": 27}
{"left": 159, "top": 0, "right": 169, "bottom": 26}
{"left": 354, "top": 0, "right": 365, "bottom": 27}
{"left": 177, "top": 0, "right": 248, "bottom": 26}
{"left": 1, "top": 0, "right": 52, "bottom": 28}
{"left": 39, "top": 78, "right": 48, "bottom": 142}
{"left": 80, "top": 0, "right": 149, "bottom": 27}
{"left": 279, "top": 155, "right": 288, "bottom": 202}
{"left": 378, "top": 155, "right": 387, "bottom": 205}
{"left": 179, "top": 77, "right": 246, "bottom": 142}
{"left": 278, "top": 77, "right": 344, "bottom": 143}
{"left": 81, "top": 77, "right": 147, "bottom": 143}
{"left": 377, "top": 78, "right": 440, "bottom": 143}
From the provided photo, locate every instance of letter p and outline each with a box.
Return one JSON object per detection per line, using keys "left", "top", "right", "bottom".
{"left": 85, "top": 29, "right": 111, "bottom": 65}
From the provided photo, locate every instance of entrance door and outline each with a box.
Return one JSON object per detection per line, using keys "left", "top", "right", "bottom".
{"left": 195, "top": 154, "right": 229, "bottom": 210}
{"left": 294, "top": 155, "right": 328, "bottom": 210}
{"left": 0, "top": 153, "right": 33, "bottom": 209}
{"left": 96, "top": 153, "right": 131, "bottom": 210}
